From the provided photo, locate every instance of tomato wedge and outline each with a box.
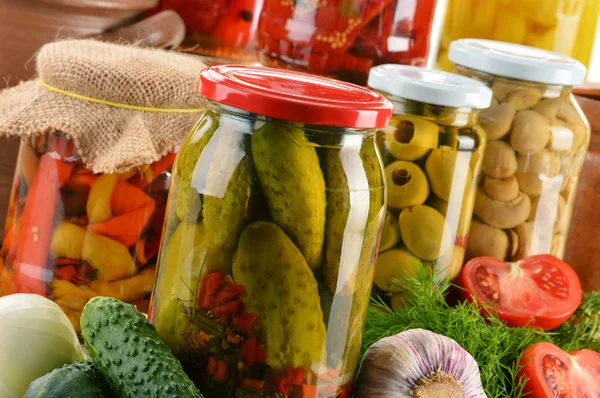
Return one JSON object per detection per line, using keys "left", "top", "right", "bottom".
{"left": 460, "top": 255, "right": 582, "bottom": 330}
{"left": 519, "top": 342, "right": 600, "bottom": 397}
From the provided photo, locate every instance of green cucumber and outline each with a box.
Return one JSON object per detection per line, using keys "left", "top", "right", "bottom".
{"left": 81, "top": 297, "right": 202, "bottom": 398}
{"left": 24, "top": 360, "right": 113, "bottom": 398}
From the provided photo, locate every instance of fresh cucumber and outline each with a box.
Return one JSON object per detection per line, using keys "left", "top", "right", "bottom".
{"left": 24, "top": 359, "right": 113, "bottom": 398}
{"left": 81, "top": 297, "right": 202, "bottom": 398}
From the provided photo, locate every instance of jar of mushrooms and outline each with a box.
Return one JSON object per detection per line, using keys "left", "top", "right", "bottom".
{"left": 449, "top": 39, "right": 590, "bottom": 262}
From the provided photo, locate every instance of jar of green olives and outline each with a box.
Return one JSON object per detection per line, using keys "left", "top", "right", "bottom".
{"left": 150, "top": 65, "right": 393, "bottom": 397}
{"left": 449, "top": 39, "right": 590, "bottom": 263}
{"left": 367, "top": 65, "right": 492, "bottom": 306}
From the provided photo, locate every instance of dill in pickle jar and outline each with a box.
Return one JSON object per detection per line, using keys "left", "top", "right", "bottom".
{"left": 149, "top": 65, "right": 392, "bottom": 397}
{"left": 449, "top": 39, "right": 590, "bottom": 263}
{"left": 367, "top": 65, "right": 492, "bottom": 305}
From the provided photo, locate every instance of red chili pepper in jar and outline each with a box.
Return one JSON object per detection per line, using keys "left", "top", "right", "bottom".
{"left": 13, "top": 149, "right": 75, "bottom": 295}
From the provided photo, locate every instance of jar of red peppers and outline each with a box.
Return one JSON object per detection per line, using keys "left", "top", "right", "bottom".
{"left": 155, "top": 0, "right": 264, "bottom": 62}
{"left": 149, "top": 65, "right": 392, "bottom": 397}
{"left": 257, "top": 0, "right": 438, "bottom": 85}
{"left": 0, "top": 40, "right": 206, "bottom": 331}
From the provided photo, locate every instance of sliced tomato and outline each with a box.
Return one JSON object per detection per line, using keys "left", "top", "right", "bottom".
{"left": 519, "top": 342, "right": 600, "bottom": 397}
{"left": 460, "top": 254, "right": 582, "bottom": 330}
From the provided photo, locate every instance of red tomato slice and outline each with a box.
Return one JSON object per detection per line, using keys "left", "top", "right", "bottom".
{"left": 460, "top": 255, "right": 582, "bottom": 330}
{"left": 519, "top": 342, "right": 600, "bottom": 398}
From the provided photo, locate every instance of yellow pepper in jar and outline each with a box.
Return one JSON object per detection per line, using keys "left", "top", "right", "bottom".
{"left": 437, "top": 0, "right": 600, "bottom": 74}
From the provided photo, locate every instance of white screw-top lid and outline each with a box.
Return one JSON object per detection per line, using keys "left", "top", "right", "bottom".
{"left": 449, "top": 39, "right": 587, "bottom": 86}
{"left": 368, "top": 64, "right": 493, "bottom": 109}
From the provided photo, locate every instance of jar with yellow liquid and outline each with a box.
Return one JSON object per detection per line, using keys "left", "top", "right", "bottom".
{"left": 436, "top": 0, "right": 600, "bottom": 75}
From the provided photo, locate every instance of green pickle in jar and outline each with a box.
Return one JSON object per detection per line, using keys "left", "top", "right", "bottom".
{"left": 149, "top": 65, "right": 392, "bottom": 397}
{"left": 367, "top": 65, "right": 492, "bottom": 305}
{"left": 449, "top": 39, "right": 590, "bottom": 264}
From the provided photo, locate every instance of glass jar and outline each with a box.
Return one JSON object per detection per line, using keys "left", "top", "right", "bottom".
{"left": 367, "top": 65, "right": 491, "bottom": 306}
{"left": 564, "top": 95, "right": 600, "bottom": 292}
{"left": 149, "top": 65, "right": 392, "bottom": 397}
{"left": 0, "top": 133, "right": 175, "bottom": 331}
{"left": 436, "top": 0, "right": 600, "bottom": 73}
{"left": 156, "top": 0, "right": 264, "bottom": 62}
{"left": 449, "top": 39, "right": 590, "bottom": 263}
{"left": 257, "top": 0, "right": 438, "bottom": 85}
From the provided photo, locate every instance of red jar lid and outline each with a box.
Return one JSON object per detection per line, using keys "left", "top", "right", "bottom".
{"left": 199, "top": 65, "right": 393, "bottom": 129}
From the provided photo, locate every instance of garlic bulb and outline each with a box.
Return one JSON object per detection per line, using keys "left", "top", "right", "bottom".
{"left": 355, "top": 329, "right": 486, "bottom": 398}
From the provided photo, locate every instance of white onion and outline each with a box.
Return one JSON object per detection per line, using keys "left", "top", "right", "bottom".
{"left": 0, "top": 294, "right": 86, "bottom": 398}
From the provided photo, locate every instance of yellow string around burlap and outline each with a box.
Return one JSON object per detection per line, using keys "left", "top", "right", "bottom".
{"left": 40, "top": 80, "right": 205, "bottom": 114}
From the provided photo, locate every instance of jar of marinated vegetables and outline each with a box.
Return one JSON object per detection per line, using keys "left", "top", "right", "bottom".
{"left": 155, "top": 0, "right": 263, "bottom": 62}
{"left": 436, "top": 0, "right": 600, "bottom": 74}
{"left": 449, "top": 39, "right": 590, "bottom": 262}
{"left": 0, "top": 40, "right": 206, "bottom": 332}
{"left": 149, "top": 65, "right": 392, "bottom": 397}
{"left": 367, "top": 65, "right": 492, "bottom": 306}
{"left": 257, "top": 0, "right": 438, "bottom": 85}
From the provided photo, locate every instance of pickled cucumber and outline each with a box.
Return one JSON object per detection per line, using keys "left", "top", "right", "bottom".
{"left": 251, "top": 122, "right": 326, "bottom": 269}
{"left": 232, "top": 222, "right": 326, "bottom": 370}
{"left": 152, "top": 222, "right": 206, "bottom": 355}
{"left": 202, "top": 156, "right": 252, "bottom": 250}
{"left": 323, "top": 137, "right": 385, "bottom": 294}
{"left": 174, "top": 113, "right": 219, "bottom": 222}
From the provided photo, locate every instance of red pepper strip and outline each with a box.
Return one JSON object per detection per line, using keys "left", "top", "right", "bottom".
{"left": 241, "top": 336, "right": 267, "bottom": 366}
{"left": 227, "top": 333, "right": 242, "bottom": 344}
{"left": 338, "top": 383, "right": 352, "bottom": 398}
{"left": 210, "top": 0, "right": 259, "bottom": 48}
{"left": 286, "top": 367, "right": 305, "bottom": 385}
{"left": 211, "top": 300, "right": 242, "bottom": 322}
{"left": 213, "top": 359, "right": 229, "bottom": 383}
{"left": 198, "top": 272, "right": 228, "bottom": 309}
{"left": 48, "top": 135, "right": 75, "bottom": 158}
{"left": 206, "top": 356, "right": 218, "bottom": 376}
{"left": 129, "top": 152, "right": 177, "bottom": 188}
{"left": 232, "top": 312, "right": 258, "bottom": 334}
{"left": 301, "top": 384, "right": 318, "bottom": 398}
{"left": 89, "top": 204, "right": 156, "bottom": 248}
{"left": 214, "top": 283, "right": 245, "bottom": 305}
{"left": 241, "top": 379, "right": 265, "bottom": 391}
{"left": 13, "top": 154, "right": 75, "bottom": 295}
{"left": 68, "top": 173, "right": 99, "bottom": 189}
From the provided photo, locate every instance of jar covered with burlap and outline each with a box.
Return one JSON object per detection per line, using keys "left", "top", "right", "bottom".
{"left": 0, "top": 39, "right": 206, "bottom": 332}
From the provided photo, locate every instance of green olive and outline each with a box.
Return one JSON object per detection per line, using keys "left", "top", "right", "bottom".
{"left": 425, "top": 146, "right": 473, "bottom": 202}
{"left": 383, "top": 115, "right": 439, "bottom": 161}
{"left": 399, "top": 205, "right": 452, "bottom": 261}
{"left": 379, "top": 210, "right": 402, "bottom": 252}
{"left": 373, "top": 248, "right": 422, "bottom": 292}
{"left": 435, "top": 246, "right": 465, "bottom": 281}
{"left": 385, "top": 161, "right": 429, "bottom": 209}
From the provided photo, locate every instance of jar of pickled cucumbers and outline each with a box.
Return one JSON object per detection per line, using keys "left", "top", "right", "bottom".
{"left": 436, "top": 0, "right": 600, "bottom": 74}
{"left": 0, "top": 39, "right": 207, "bottom": 332}
{"left": 149, "top": 65, "right": 392, "bottom": 397}
{"left": 367, "top": 64, "right": 492, "bottom": 305}
{"left": 449, "top": 39, "right": 590, "bottom": 263}
{"left": 258, "top": 0, "right": 439, "bottom": 85}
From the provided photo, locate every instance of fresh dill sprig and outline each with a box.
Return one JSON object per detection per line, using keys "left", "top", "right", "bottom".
{"left": 550, "top": 291, "right": 600, "bottom": 352}
{"left": 361, "top": 267, "right": 551, "bottom": 398}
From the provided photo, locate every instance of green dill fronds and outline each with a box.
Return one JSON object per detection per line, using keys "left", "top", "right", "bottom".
{"left": 550, "top": 291, "right": 600, "bottom": 352}
{"left": 361, "top": 267, "right": 551, "bottom": 398}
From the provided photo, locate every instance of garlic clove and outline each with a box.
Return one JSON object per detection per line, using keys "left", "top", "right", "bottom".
{"left": 355, "top": 329, "right": 486, "bottom": 398}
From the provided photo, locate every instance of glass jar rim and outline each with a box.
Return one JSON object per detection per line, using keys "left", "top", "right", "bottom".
{"left": 199, "top": 64, "right": 393, "bottom": 129}
{"left": 368, "top": 64, "right": 493, "bottom": 110}
{"left": 449, "top": 39, "right": 586, "bottom": 86}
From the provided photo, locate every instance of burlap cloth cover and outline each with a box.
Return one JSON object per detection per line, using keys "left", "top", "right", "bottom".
{"left": 0, "top": 39, "right": 207, "bottom": 173}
